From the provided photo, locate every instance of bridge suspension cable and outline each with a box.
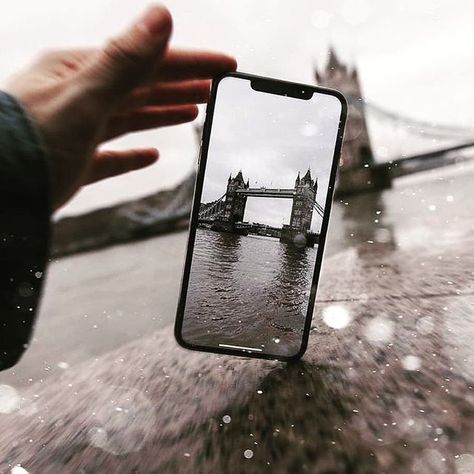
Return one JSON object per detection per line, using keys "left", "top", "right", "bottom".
{"left": 198, "top": 193, "right": 226, "bottom": 219}
{"left": 346, "top": 94, "right": 474, "bottom": 141}
{"left": 313, "top": 201, "right": 324, "bottom": 217}
{"left": 301, "top": 195, "right": 324, "bottom": 218}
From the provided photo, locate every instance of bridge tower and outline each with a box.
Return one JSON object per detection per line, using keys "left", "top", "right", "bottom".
{"left": 290, "top": 169, "right": 317, "bottom": 232}
{"left": 221, "top": 171, "right": 249, "bottom": 226}
{"left": 315, "top": 48, "right": 390, "bottom": 195}
{"left": 281, "top": 169, "right": 317, "bottom": 245}
{"left": 315, "top": 47, "right": 374, "bottom": 171}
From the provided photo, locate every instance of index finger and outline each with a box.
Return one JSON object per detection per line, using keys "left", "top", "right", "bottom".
{"left": 154, "top": 49, "right": 237, "bottom": 81}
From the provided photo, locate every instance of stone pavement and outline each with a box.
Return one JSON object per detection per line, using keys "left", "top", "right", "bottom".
{"left": 0, "top": 229, "right": 472, "bottom": 473}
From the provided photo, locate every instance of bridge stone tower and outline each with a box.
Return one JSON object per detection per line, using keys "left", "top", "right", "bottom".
{"left": 222, "top": 171, "right": 249, "bottom": 225}
{"left": 315, "top": 47, "right": 374, "bottom": 171}
{"left": 289, "top": 169, "right": 317, "bottom": 232}
{"left": 315, "top": 48, "right": 391, "bottom": 196}
{"left": 281, "top": 169, "right": 317, "bottom": 246}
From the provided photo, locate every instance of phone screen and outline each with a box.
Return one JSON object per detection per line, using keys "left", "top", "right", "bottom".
{"left": 176, "top": 73, "right": 346, "bottom": 360}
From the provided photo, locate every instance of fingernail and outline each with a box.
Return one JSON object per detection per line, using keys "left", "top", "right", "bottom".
{"left": 137, "top": 6, "right": 172, "bottom": 37}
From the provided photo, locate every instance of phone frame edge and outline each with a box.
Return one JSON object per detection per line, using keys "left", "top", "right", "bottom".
{"left": 174, "top": 71, "right": 348, "bottom": 363}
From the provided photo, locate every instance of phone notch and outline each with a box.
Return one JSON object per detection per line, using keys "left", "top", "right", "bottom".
{"left": 250, "top": 78, "right": 314, "bottom": 100}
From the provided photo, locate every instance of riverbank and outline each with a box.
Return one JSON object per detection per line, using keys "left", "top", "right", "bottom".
{"left": 51, "top": 173, "right": 195, "bottom": 258}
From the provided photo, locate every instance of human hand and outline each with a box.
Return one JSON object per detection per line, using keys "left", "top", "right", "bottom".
{"left": 4, "top": 5, "right": 236, "bottom": 210}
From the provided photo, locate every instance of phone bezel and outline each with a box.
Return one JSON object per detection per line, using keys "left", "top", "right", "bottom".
{"left": 174, "top": 71, "right": 347, "bottom": 362}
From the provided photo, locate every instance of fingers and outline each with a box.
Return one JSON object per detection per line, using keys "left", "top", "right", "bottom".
{"left": 103, "top": 104, "right": 199, "bottom": 141}
{"left": 79, "top": 5, "right": 172, "bottom": 104}
{"left": 154, "top": 49, "right": 237, "bottom": 81}
{"left": 85, "top": 148, "right": 159, "bottom": 184}
{"left": 122, "top": 79, "right": 211, "bottom": 110}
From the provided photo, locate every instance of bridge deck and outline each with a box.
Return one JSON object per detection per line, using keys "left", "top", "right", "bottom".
{"left": 236, "top": 187, "right": 295, "bottom": 198}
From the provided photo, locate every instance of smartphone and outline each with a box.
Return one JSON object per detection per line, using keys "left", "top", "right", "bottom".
{"left": 175, "top": 72, "right": 346, "bottom": 362}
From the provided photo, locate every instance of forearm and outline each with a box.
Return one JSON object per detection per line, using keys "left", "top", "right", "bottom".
{"left": 0, "top": 91, "right": 51, "bottom": 370}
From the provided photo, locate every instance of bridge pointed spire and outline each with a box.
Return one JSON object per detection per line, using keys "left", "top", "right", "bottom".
{"left": 228, "top": 173, "right": 232, "bottom": 183}
{"left": 295, "top": 172, "right": 301, "bottom": 186}
{"left": 235, "top": 170, "right": 244, "bottom": 184}
{"left": 302, "top": 168, "right": 312, "bottom": 183}
{"left": 327, "top": 46, "right": 341, "bottom": 70}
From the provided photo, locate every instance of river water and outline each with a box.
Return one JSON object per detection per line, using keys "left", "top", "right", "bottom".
{"left": 182, "top": 229, "right": 317, "bottom": 356}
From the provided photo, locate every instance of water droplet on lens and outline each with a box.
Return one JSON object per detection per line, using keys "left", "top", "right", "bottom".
{"left": 301, "top": 122, "right": 318, "bottom": 136}
{"left": 322, "top": 305, "right": 352, "bottom": 329}
{"left": 364, "top": 316, "right": 394, "bottom": 344}
{"left": 402, "top": 355, "right": 421, "bottom": 371}
{"left": 293, "top": 234, "right": 307, "bottom": 247}
{"left": 87, "top": 386, "right": 156, "bottom": 455}
{"left": 243, "top": 449, "right": 254, "bottom": 459}
{"left": 88, "top": 427, "right": 108, "bottom": 449}
{"left": 416, "top": 316, "right": 435, "bottom": 335}
{"left": 411, "top": 449, "right": 446, "bottom": 474}
{"left": 0, "top": 385, "right": 20, "bottom": 414}
{"left": 11, "top": 466, "right": 29, "bottom": 474}
{"left": 311, "top": 9, "right": 332, "bottom": 29}
{"left": 455, "top": 453, "right": 474, "bottom": 474}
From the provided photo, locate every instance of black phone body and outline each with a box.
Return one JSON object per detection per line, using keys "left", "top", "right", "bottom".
{"left": 175, "top": 72, "right": 347, "bottom": 362}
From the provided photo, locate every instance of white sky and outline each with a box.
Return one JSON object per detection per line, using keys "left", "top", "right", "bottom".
{"left": 1, "top": 0, "right": 473, "bottom": 217}
{"left": 201, "top": 76, "right": 341, "bottom": 231}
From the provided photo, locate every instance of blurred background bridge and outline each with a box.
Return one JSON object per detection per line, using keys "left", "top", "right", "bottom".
{"left": 317, "top": 48, "right": 474, "bottom": 196}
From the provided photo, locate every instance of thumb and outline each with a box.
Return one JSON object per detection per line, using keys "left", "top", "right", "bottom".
{"left": 81, "top": 5, "right": 172, "bottom": 102}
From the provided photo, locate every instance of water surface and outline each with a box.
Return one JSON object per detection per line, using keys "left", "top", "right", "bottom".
{"left": 182, "top": 229, "right": 317, "bottom": 356}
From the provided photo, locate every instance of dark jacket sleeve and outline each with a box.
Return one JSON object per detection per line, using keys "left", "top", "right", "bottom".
{"left": 0, "top": 91, "right": 51, "bottom": 370}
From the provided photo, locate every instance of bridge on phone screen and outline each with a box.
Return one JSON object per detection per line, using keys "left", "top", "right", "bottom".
{"left": 198, "top": 169, "right": 324, "bottom": 246}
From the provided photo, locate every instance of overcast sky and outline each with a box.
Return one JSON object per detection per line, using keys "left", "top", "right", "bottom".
{"left": 1, "top": 0, "right": 473, "bottom": 217}
{"left": 201, "top": 76, "right": 341, "bottom": 231}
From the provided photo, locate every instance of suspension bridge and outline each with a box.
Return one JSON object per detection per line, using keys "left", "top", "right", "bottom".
{"left": 199, "top": 191, "right": 324, "bottom": 221}
{"left": 314, "top": 50, "right": 474, "bottom": 195}
{"left": 336, "top": 90, "right": 474, "bottom": 195}
{"left": 331, "top": 93, "right": 474, "bottom": 196}
{"left": 198, "top": 170, "right": 322, "bottom": 246}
